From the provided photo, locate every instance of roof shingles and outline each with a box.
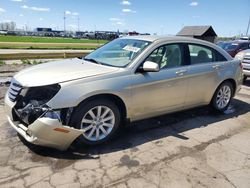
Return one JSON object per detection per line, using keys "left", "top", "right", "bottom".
{"left": 177, "top": 26, "right": 217, "bottom": 37}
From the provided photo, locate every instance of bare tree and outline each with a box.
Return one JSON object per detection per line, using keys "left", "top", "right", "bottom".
{"left": 0, "top": 21, "right": 16, "bottom": 31}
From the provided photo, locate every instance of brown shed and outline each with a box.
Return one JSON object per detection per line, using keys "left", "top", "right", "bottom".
{"left": 177, "top": 25, "right": 217, "bottom": 43}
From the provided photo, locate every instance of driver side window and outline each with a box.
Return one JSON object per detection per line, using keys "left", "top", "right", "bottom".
{"left": 146, "top": 44, "right": 183, "bottom": 70}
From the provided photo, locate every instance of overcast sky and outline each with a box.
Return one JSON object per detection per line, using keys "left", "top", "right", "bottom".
{"left": 0, "top": 0, "right": 249, "bottom": 36}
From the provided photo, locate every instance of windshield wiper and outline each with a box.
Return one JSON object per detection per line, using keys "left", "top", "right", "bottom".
{"left": 84, "top": 58, "right": 102, "bottom": 65}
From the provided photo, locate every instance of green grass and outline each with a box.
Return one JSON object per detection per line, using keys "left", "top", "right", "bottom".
{"left": 0, "top": 60, "right": 5, "bottom": 65}
{"left": 21, "top": 59, "right": 43, "bottom": 65}
{"left": 0, "top": 35, "right": 108, "bottom": 44}
{"left": 0, "top": 45, "right": 98, "bottom": 50}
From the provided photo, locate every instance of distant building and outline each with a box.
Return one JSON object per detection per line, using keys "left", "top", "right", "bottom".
{"left": 177, "top": 25, "right": 217, "bottom": 43}
{"left": 128, "top": 31, "right": 139, "bottom": 36}
{"left": 36, "top": 28, "right": 52, "bottom": 32}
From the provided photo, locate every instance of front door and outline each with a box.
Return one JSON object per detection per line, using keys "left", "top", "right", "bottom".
{"left": 130, "top": 43, "right": 189, "bottom": 120}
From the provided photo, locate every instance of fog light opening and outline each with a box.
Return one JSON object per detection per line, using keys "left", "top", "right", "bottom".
{"left": 26, "top": 129, "right": 32, "bottom": 137}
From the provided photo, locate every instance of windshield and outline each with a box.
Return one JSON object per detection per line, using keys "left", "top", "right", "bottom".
{"left": 84, "top": 38, "right": 151, "bottom": 67}
{"left": 217, "top": 42, "right": 230, "bottom": 49}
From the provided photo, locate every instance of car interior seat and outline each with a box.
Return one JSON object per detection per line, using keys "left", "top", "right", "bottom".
{"left": 164, "top": 48, "right": 181, "bottom": 68}
{"left": 196, "top": 50, "right": 210, "bottom": 64}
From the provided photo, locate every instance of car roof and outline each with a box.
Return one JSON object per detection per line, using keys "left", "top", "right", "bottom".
{"left": 122, "top": 35, "right": 206, "bottom": 43}
{"left": 122, "top": 35, "right": 233, "bottom": 61}
{"left": 229, "top": 40, "right": 250, "bottom": 44}
{"left": 238, "top": 49, "right": 250, "bottom": 54}
{"left": 122, "top": 35, "right": 168, "bottom": 42}
{"left": 122, "top": 35, "right": 221, "bottom": 49}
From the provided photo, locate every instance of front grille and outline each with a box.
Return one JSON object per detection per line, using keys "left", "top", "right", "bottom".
{"left": 8, "top": 80, "right": 22, "bottom": 102}
{"left": 243, "top": 67, "right": 250, "bottom": 71}
{"left": 243, "top": 55, "right": 250, "bottom": 64}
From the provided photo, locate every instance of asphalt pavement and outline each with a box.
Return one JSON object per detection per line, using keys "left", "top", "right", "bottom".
{"left": 0, "top": 78, "right": 250, "bottom": 188}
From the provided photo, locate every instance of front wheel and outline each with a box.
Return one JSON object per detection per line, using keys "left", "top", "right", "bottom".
{"left": 69, "top": 99, "right": 121, "bottom": 145}
{"left": 211, "top": 81, "right": 234, "bottom": 112}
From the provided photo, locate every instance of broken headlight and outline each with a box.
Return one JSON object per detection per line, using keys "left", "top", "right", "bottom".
{"left": 13, "top": 84, "right": 61, "bottom": 125}
{"left": 19, "top": 84, "right": 61, "bottom": 105}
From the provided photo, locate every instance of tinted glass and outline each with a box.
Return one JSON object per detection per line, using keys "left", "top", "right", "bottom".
{"left": 188, "top": 44, "right": 213, "bottom": 64}
{"left": 214, "top": 51, "right": 227, "bottom": 61}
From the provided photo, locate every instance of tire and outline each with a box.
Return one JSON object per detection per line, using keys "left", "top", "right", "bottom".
{"left": 69, "top": 99, "right": 121, "bottom": 145}
{"left": 211, "top": 81, "right": 234, "bottom": 112}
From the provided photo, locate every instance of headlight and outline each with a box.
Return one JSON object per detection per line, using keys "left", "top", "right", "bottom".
{"left": 19, "top": 84, "right": 61, "bottom": 104}
{"left": 13, "top": 84, "right": 61, "bottom": 125}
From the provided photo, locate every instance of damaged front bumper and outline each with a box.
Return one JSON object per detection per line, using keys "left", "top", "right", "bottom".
{"left": 4, "top": 93, "right": 83, "bottom": 151}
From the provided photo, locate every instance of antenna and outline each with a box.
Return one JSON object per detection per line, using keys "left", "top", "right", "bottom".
{"left": 78, "top": 16, "right": 80, "bottom": 32}
{"left": 246, "top": 17, "right": 250, "bottom": 36}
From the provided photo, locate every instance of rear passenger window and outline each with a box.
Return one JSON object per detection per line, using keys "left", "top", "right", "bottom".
{"left": 188, "top": 44, "right": 213, "bottom": 64}
{"left": 188, "top": 44, "right": 227, "bottom": 64}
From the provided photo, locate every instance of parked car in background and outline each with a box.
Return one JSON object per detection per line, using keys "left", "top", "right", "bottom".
{"left": 240, "top": 36, "right": 250, "bottom": 41}
{"left": 235, "top": 49, "right": 250, "bottom": 82}
{"left": 217, "top": 41, "right": 231, "bottom": 49}
{"left": 5, "top": 36, "right": 243, "bottom": 150}
{"left": 219, "top": 40, "right": 250, "bottom": 57}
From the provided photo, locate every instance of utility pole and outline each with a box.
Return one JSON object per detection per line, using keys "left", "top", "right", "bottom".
{"left": 246, "top": 17, "right": 250, "bottom": 36}
{"left": 63, "top": 11, "right": 66, "bottom": 34}
{"left": 77, "top": 16, "right": 80, "bottom": 32}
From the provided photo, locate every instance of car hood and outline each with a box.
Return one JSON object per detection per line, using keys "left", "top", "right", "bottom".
{"left": 240, "top": 49, "right": 250, "bottom": 54}
{"left": 14, "top": 58, "right": 119, "bottom": 87}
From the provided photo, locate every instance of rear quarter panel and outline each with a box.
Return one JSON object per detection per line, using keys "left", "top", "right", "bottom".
{"left": 215, "top": 59, "right": 242, "bottom": 97}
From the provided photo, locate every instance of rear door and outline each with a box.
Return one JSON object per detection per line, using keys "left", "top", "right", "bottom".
{"left": 184, "top": 43, "right": 227, "bottom": 107}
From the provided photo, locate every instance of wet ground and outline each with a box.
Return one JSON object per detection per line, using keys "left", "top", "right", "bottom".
{"left": 0, "top": 67, "right": 250, "bottom": 187}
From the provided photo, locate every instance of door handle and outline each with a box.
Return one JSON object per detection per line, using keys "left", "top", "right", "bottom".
{"left": 175, "top": 69, "right": 187, "bottom": 75}
{"left": 212, "top": 65, "right": 221, "bottom": 69}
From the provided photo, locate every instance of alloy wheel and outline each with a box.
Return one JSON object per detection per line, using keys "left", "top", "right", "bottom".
{"left": 80, "top": 106, "right": 115, "bottom": 141}
{"left": 216, "top": 85, "right": 231, "bottom": 109}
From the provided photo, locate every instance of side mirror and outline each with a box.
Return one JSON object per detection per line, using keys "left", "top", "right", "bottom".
{"left": 142, "top": 61, "right": 160, "bottom": 72}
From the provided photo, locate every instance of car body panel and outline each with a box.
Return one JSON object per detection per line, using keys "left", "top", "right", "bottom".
{"left": 4, "top": 36, "right": 243, "bottom": 150}
{"left": 236, "top": 49, "right": 250, "bottom": 77}
{"left": 185, "top": 59, "right": 242, "bottom": 106}
{"left": 14, "top": 58, "right": 119, "bottom": 87}
{"left": 46, "top": 69, "right": 132, "bottom": 111}
{"left": 4, "top": 94, "right": 83, "bottom": 150}
{"left": 7, "top": 116, "right": 83, "bottom": 151}
{"left": 130, "top": 67, "right": 188, "bottom": 120}
{"left": 184, "top": 62, "right": 221, "bottom": 106}
{"left": 221, "top": 41, "right": 250, "bottom": 57}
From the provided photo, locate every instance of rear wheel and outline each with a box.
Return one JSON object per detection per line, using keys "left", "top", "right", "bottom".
{"left": 211, "top": 81, "right": 233, "bottom": 112}
{"left": 70, "top": 99, "right": 121, "bottom": 145}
